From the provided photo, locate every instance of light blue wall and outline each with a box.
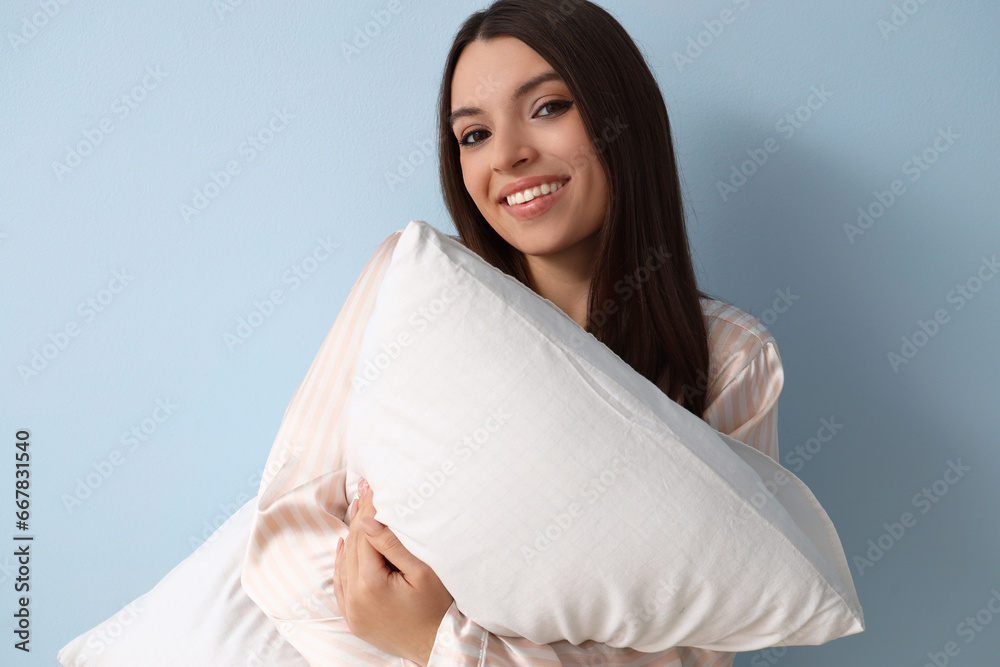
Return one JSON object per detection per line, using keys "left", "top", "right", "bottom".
{"left": 2, "top": 1, "right": 997, "bottom": 664}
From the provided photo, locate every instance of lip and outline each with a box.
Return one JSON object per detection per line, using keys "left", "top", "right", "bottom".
{"left": 497, "top": 175, "right": 570, "bottom": 204}
{"left": 500, "top": 178, "right": 570, "bottom": 221}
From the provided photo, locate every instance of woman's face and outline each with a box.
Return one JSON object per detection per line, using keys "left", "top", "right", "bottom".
{"left": 449, "top": 36, "right": 609, "bottom": 265}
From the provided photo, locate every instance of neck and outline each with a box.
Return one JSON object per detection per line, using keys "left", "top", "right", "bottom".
{"left": 524, "top": 234, "right": 599, "bottom": 330}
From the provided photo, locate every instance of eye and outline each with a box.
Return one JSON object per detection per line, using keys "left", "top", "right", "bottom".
{"left": 458, "top": 128, "right": 488, "bottom": 148}
{"left": 457, "top": 99, "right": 575, "bottom": 149}
{"left": 536, "top": 99, "right": 573, "bottom": 117}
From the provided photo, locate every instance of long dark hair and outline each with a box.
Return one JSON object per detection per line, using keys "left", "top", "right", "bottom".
{"left": 437, "top": 0, "right": 712, "bottom": 418}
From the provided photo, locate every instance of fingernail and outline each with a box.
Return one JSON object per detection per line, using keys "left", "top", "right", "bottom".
{"left": 359, "top": 516, "right": 384, "bottom": 535}
{"left": 337, "top": 537, "right": 344, "bottom": 554}
{"left": 358, "top": 477, "right": 369, "bottom": 498}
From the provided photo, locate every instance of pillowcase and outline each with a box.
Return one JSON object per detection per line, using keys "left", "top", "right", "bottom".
{"left": 343, "top": 219, "right": 865, "bottom": 652}
{"left": 57, "top": 497, "right": 308, "bottom": 667}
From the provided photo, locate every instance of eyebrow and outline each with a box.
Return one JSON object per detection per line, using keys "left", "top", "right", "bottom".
{"left": 448, "top": 71, "right": 564, "bottom": 129}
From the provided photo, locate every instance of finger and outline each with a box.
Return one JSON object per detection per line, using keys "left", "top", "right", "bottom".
{"left": 354, "top": 487, "right": 390, "bottom": 580}
{"left": 357, "top": 488, "right": 400, "bottom": 573}
{"left": 360, "top": 520, "right": 421, "bottom": 581}
{"left": 344, "top": 486, "right": 377, "bottom": 579}
{"left": 333, "top": 537, "right": 346, "bottom": 618}
{"left": 343, "top": 505, "right": 361, "bottom": 590}
{"left": 357, "top": 485, "right": 377, "bottom": 520}
{"left": 343, "top": 486, "right": 370, "bottom": 594}
{"left": 351, "top": 477, "right": 369, "bottom": 523}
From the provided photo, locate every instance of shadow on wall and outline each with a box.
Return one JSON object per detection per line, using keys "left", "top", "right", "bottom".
{"left": 685, "top": 112, "right": 989, "bottom": 666}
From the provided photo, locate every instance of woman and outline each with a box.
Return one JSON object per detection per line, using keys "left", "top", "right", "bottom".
{"left": 242, "top": 1, "right": 784, "bottom": 665}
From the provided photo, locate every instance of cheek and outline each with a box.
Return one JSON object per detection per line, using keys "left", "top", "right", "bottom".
{"left": 459, "top": 163, "right": 475, "bottom": 198}
{"left": 460, "top": 169, "right": 471, "bottom": 195}
{"left": 569, "top": 143, "right": 600, "bottom": 178}
{"left": 596, "top": 167, "right": 609, "bottom": 199}
{"left": 461, "top": 159, "right": 490, "bottom": 203}
{"left": 564, "top": 122, "right": 599, "bottom": 169}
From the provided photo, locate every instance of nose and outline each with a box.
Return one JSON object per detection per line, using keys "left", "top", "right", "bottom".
{"left": 490, "top": 122, "right": 534, "bottom": 173}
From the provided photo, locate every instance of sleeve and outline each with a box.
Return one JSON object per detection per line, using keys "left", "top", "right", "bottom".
{"left": 241, "top": 230, "right": 411, "bottom": 665}
{"left": 428, "top": 603, "right": 721, "bottom": 667}
{"left": 425, "top": 339, "right": 785, "bottom": 666}
{"left": 702, "top": 339, "right": 784, "bottom": 463}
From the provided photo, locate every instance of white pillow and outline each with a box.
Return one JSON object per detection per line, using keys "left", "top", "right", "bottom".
{"left": 344, "top": 219, "right": 865, "bottom": 652}
{"left": 57, "top": 498, "right": 308, "bottom": 667}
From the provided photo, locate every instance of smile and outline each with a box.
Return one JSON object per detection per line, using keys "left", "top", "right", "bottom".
{"left": 503, "top": 181, "right": 565, "bottom": 207}
{"left": 501, "top": 179, "right": 570, "bottom": 221}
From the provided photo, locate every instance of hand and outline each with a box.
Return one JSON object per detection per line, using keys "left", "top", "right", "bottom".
{"left": 333, "top": 478, "right": 455, "bottom": 666}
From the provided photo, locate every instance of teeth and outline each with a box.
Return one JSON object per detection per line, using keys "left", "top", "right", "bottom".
{"left": 505, "top": 181, "right": 563, "bottom": 206}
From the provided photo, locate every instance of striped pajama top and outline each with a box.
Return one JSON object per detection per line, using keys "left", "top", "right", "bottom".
{"left": 241, "top": 229, "right": 785, "bottom": 667}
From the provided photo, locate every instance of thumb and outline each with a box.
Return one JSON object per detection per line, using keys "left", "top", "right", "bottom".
{"left": 359, "top": 518, "right": 422, "bottom": 575}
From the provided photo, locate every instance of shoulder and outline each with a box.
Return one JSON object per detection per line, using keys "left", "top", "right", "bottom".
{"left": 383, "top": 229, "right": 405, "bottom": 248}
{"left": 697, "top": 298, "right": 783, "bottom": 457}
{"left": 701, "top": 297, "right": 776, "bottom": 354}
{"left": 375, "top": 228, "right": 464, "bottom": 253}
{"left": 699, "top": 297, "right": 782, "bottom": 402}
{"left": 361, "top": 230, "right": 404, "bottom": 273}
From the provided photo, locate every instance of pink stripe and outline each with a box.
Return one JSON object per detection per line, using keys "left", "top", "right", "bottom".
{"left": 243, "top": 246, "right": 786, "bottom": 663}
